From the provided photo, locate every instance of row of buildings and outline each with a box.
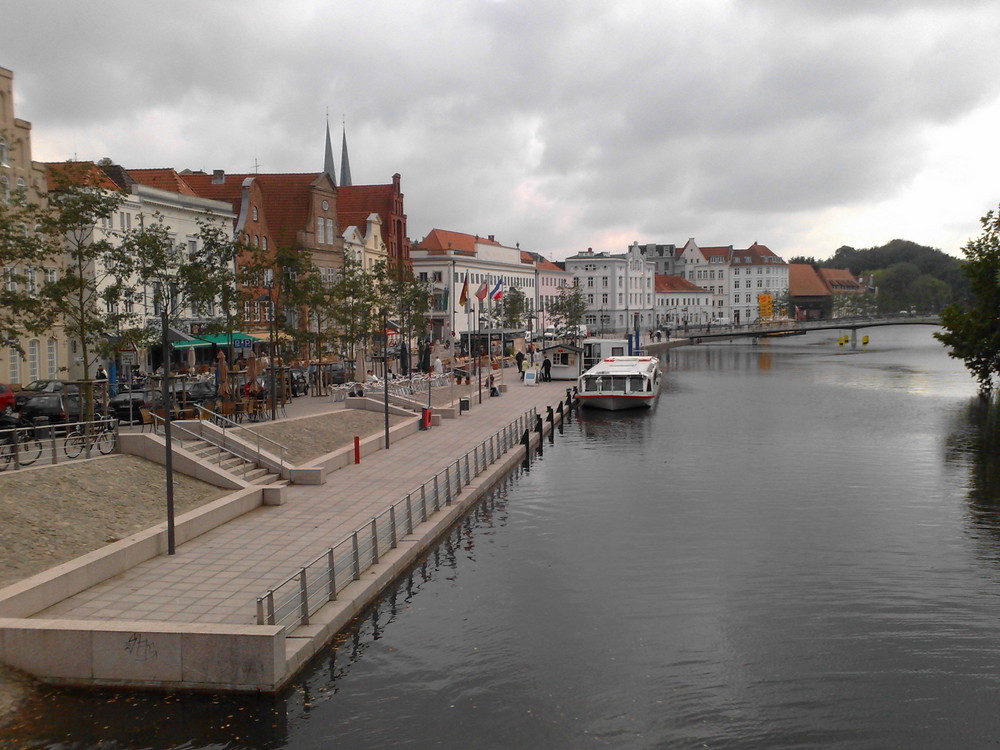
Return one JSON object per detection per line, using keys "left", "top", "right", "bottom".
{"left": 2, "top": 65, "right": 865, "bottom": 386}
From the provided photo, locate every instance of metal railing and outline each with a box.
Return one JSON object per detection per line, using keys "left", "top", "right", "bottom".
{"left": 0, "top": 417, "right": 118, "bottom": 470}
{"left": 255, "top": 405, "right": 540, "bottom": 627}
{"left": 149, "top": 412, "right": 267, "bottom": 481}
{"left": 195, "top": 405, "right": 289, "bottom": 471}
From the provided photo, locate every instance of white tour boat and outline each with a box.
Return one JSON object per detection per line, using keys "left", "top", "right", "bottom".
{"left": 576, "top": 355, "right": 662, "bottom": 410}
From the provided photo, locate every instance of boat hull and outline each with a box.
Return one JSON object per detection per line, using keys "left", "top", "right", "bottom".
{"left": 576, "top": 393, "right": 658, "bottom": 410}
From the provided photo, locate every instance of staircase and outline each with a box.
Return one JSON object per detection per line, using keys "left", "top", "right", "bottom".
{"left": 178, "top": 436, "right": 286, "bottom": 486}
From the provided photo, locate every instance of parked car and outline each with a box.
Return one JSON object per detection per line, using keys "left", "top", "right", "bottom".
{"left": 20, "top": 392, "right": 102, "bottom": 426}
{"left": 109, "top": 381, "right": 218, "bottom": 423}
{"left": 0, "top": 383, "right": 14, "bottom": 415}
{"left": 13, "top": 380, "right": 77, "bottom": 410}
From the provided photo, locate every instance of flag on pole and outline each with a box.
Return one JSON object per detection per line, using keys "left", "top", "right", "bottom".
{"left": 475, "top": 281, "right": 489, "bottom": 301}
{"left": 490, "top": 280, "right": 503, "bottom": 300}
{"left": 458, "top": 273, "right": 469, "bottom": 308}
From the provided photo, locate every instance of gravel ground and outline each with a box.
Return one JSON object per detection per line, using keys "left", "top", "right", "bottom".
{"left": 230, "top": 408, "right": 407, "bottom": 464}
{"left": 0, "top": 454, "right": 234, "bottom": 722}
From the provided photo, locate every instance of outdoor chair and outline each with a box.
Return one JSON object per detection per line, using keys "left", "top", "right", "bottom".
{"left": 138, "top": 407, "right": 154, "bottom": 433}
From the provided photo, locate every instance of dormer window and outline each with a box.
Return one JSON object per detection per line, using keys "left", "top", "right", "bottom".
{"left": 252, "top": 206, "right": 259, "bottom": 222}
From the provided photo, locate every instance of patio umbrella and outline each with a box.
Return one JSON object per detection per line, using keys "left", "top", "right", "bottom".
{"left": 216, "top": 351, "right": 230, "bottom": 398}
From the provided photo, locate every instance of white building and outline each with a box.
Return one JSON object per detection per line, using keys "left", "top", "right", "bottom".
{"left": 654, "top": 273, "right": 713, "bottom": 327}
{"left": 410, "top": 229, "right": 537, "bottom": 343}
{"left": 564, "top": 244, "right": 656, "bottom": 335}
{"left": 674, "top": 238, "right": 789, "bottom": 324}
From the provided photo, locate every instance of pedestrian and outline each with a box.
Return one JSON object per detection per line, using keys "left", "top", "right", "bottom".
{"left": 541, "top": 356, "right": 552, "bottom": 382}
{"left": 515, "top": 350, "right": 525, "bottom": 375}
{"left": 433, "top": 356, "right": 443, "bottom": 376}
{"left": 528, "top": 343, "right": 536, "bottom": 365}
{"left": 95, "top": 365, "right": 108, "bottom": 382}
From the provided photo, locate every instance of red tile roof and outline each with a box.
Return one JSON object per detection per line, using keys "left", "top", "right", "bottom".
{"left": 44, "top": 161, "right": 120, "bottom": 192}
{"left": 655, "top": 274, "right": 708, "bottom": 293}
{"left": 337, "top": 183, "right": 393, "bottom": 234}
{"left": 818, "top": 267, "right": 864, "bottom": 292}
{"left": 788, "top": 263, "right": 829, "bottom": 297}
{"left": 180, "top": 172, "right": 251, "bottom": 213}
{"left": 418, "top": 228, "right": 502, "bottom": 253}
{"left": 126, "top": 168, "right": 199, "bottom": 196}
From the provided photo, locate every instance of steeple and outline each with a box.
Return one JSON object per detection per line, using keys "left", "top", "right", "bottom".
{"left": 323, "top": 118, "right": 337, "bottom": 187}
{"left": 340, "top": 124, "right": 353, "bottom": 187}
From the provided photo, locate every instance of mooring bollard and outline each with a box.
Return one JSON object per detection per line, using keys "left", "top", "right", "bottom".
{"left": 546, "top": 405, "right": 554, "bottom": 423}
{"left": 521, "top": 427, "right": 530, "bottom": 461}
{"left": 535, "top": 414, "right": 543, "bottom": 437}
{"left": 354, "top": 436, "right": 361, "bottom": 464}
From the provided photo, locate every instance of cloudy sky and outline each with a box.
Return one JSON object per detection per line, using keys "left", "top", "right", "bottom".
{"left": 4, "top": 0, "right": 1000, "bottom": 262}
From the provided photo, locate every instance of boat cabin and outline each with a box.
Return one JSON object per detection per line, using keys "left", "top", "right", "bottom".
{"left": 582, "top": 338, "right": 630, "bottom": 370}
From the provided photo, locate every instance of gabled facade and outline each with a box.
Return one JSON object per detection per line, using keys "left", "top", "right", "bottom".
{"left": 1, "top": 67, "right": 66, "bottom": 386}
{"left": 728, "top": 243, "right": 788, "bottom": 324}
{"left": 564, "top": 244, "right": 656, "bottom": 334}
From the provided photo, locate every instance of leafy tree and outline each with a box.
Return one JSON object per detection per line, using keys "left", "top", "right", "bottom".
{"left": 496, "top": 285, "right": 528, "bottom": 330}
{"left": 936, "top": 205, "right": 1000, "bottom": 395}
{"left": 547, "top": 280, "right": 588, "bottom": 338}
{"left": 872, "top": 262, "right": 921, "bottom": 313}
{"left": 327, "top": 254, "right": 375, "bottom": 379}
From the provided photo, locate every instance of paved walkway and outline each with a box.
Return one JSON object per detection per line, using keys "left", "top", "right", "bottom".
{"left": 35, "top": 375, "right": 572, "bottom": 626}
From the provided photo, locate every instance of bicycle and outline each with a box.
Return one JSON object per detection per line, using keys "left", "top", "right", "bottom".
{"left": 64, "top": 418, "right": 117, "bottom": 459}
{"left": 0, "top": 416, "right": 43, "bottom": 468}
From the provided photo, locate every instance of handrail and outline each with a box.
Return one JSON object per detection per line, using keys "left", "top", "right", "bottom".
{"left": 0, "top": 416, "right": 118, "bottom": 469}
{"left": 196, "top": 405, "right": 288, "bottom": 469}
{"left": 149, "top": 411, "right": 256, "bottom": 480}
{"left": 254, "top": 399, "right": 561, "bottom": 627}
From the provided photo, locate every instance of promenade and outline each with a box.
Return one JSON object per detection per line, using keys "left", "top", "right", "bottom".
{"left": 0, "top": 373, "right": 573, "bottom": 693}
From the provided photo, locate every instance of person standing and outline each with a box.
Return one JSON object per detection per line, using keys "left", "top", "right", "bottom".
{"left": 515, "top": 350, "right": 525, "bottom": 376}
{"left": 541, "top": 356, "right": 552, "bottom": 382}
{"left": 433, "top": 356, "right": 444, "bottom": 376}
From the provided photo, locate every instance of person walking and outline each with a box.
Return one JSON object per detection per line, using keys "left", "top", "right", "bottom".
{"left": 515, "top": 350, "right": 525, "bottom": 378}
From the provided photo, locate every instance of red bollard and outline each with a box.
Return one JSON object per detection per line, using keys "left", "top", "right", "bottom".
{"left": 354, "top": 436, "right": 361, "bottom": 464}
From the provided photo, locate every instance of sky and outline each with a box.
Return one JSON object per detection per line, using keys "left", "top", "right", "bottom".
{"left": 4, "top": 0, "right": 1000, "bottom": 263}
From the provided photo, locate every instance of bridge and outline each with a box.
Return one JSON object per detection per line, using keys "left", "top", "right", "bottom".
{"left": 667, "top": 314, "right": 942, "bottom": 348}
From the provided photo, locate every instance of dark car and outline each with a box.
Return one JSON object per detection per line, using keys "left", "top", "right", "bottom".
{"left": 308, "top": 361, "right": 353, "bottom": 387}
{"left": 20, "top": 392, "right": 102, "bottom": 426}
{"left": 0, "top": 383, "right": 14, "bottom": 415}
{"left": 14, "top": 380, "right": 77, "bottom": 410}
{"left": 110, "top": 381, "right": 217, "bottom": 423}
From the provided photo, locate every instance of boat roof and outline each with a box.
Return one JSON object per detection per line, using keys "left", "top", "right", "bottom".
{"left": 581, "top": 356, "right": 660, "bottom": 376}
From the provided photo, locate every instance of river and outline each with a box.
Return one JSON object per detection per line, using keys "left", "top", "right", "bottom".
{"left": 5, "top": 325, "right": 1000, "bottom": 749}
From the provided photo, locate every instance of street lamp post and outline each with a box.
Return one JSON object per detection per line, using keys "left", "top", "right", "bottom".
{"left": 256, "top": 292, "right": 278, "bottom": 421}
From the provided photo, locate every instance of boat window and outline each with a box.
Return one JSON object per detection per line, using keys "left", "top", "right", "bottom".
{"left": 611, "top": 346, "right": 625, "bottom": 356}
{"left": 584, "top": 377, "right": 599, "bottom": 392}
{"left": 601, "top": 376, "right": 627, "bottom": 391}
{"left": 629, "top": 375, "right": 644, "bottom": 392}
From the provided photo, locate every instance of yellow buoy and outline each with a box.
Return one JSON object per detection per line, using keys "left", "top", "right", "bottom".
{"left": 862, "top": 335, "right": 869, "bottom": 346}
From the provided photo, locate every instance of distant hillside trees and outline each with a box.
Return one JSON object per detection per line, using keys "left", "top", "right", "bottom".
{"left": 794, "top": 239, "right": 968, "bottom": 313}
{"left": 936, "top": 205, "right": 1000, "bottom": 395}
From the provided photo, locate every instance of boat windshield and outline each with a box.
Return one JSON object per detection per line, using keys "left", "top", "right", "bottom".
{"left": 583, "top": 377, "right": 599, "bottom": 392}
{"left": 629, "top": 375, "right": 645, "bottom": 392}
{"left": 601, "top": 376, "right": 628, "bottom": 392}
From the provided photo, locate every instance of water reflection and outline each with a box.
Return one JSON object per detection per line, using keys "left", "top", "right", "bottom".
{"left": 0, "top": 483, "right": 515, "bottom": 750}
{"left": 945, "top": 397, "right": 1000, "bottom": 530}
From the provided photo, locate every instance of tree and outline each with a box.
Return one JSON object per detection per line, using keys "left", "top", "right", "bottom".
{"left": 936, "top": 205, "right": 1000, "bottom": 395}
{"left": 496, "top": 286, "right": 528, "bottom": 330}
{"left": 547, "top": 281, "right": 588, "bottom": 338}
{"left": 327, "top": 255, "right": 376, "bottom": 379}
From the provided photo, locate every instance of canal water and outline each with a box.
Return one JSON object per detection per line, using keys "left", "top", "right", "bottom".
{"left": 5, "top": 325, "right": 1000, "bottom": 749}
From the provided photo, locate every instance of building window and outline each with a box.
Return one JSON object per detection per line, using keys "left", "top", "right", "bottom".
{"left": 0, "top": 138, "right": 8, "bottom": 166}
{"left": 8, "top": 347, "right": 19, "bottom": 385}
{"left": 24, "top": 268, "right": 36, "bottom": 296}
{"left": 2, "top": 266, "right": 15, "bottom": 292}
{"left": 252, "top": 206, "right": 259, "bottom": 222}
{"left": 44, "top": 267, "right": 57, "bottom": 284}
{"left": 28, "top": 339, "right": 40, "bottom": 382}
{"left": 325, "top": 218, "right": 334, "bottom": 243}
{"left": 188, "top": 239, "right": 198, "bottom": 259}
{"left": 0, "top": 176, "right": 9, "bottom": 204}
{"left": 47, "top": 339, "right": 58, "bottom": 378}
{"left": 433, "top": 271, "right": 443, "bottom": 282}
{"left": 317, "top": 217, "right": 325, "bottom": 245}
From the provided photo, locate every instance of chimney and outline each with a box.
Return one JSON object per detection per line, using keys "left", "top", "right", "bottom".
{"left": 488, "top": 234, "right": 495, "bottom": 242}
{"left": 212, "top": 169, "right": 225, "bottom": 184}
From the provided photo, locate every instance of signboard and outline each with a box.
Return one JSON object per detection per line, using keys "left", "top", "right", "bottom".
{"left": 757, "top": 294, "right": 773, "bottom": 318}
{"left": 524, "top": 369, "right": 538, "bottom": 386}
{"left": 120, "top": 352, "right": 137, "bottom": 365}
{"left": 232, "top": 338, "right": 254, "bottom": 350}
{"left": 118, "top": 338, "right": 137, "bottom": 353}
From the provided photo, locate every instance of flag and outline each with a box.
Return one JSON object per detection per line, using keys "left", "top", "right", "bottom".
{"left": 458, "top": 273, "right": 469, "bottom": 308}
{"left": 475, "top": 282, "right": 489, "bottom": 301}
{"left": 490, "top": 280, "right": 503, "bottom": 300}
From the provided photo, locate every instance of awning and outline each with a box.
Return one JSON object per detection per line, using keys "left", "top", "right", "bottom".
{"left": 171, "top": 332, "right": 264, "bottom": 350}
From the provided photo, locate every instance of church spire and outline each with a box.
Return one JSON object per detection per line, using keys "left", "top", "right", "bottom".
{"left": 340, "top": 123, "right": 353, "bottom": 187}
{"left": 323, "top": 118, "right": 337, "bottom": 187}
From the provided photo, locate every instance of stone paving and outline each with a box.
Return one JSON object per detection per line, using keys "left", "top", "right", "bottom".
{"left": 34, "top": 373, "right": 573, "bottom": 627}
